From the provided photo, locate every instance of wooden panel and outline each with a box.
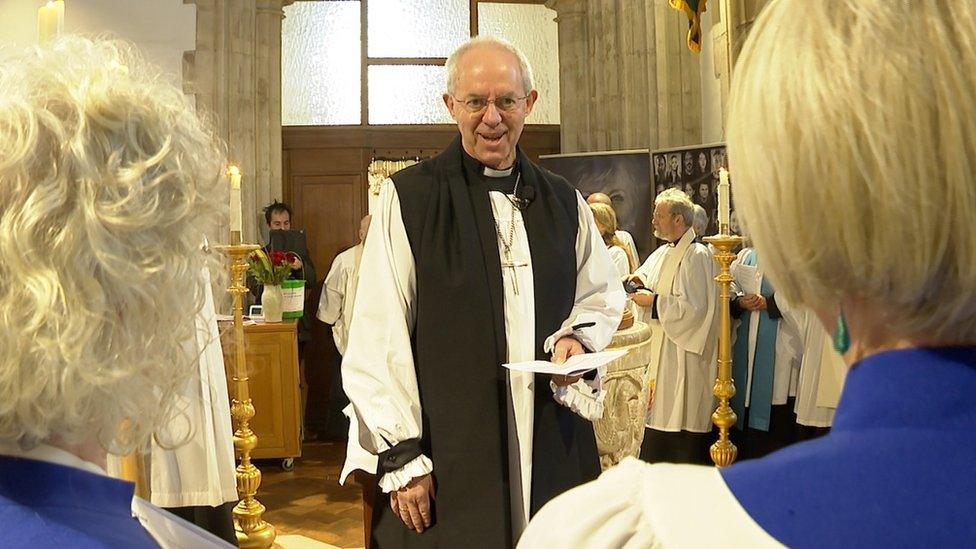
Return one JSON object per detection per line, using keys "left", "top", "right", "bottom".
{"left": 247, "top": 335, "right": 287, "bottom": 453}
{"left": 220, "top": 320, "right": 302, "bottom": 459}
{"left": 289, "top": 148, "right": 364, "bottom": 176}
{"left": 291, "top": 174, "right": 364, "bottom": 287}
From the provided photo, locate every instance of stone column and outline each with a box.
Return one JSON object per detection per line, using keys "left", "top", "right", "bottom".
{"left": 546, "top": 0, "right": 589, "bottom": 153}
{"left": 548, "top": 0, "right": 702, "bottom": 153}
{"left": 184, "top": 0, "right": 286, "bottom": 244}
{"left": 616, "top": 0, "right": 651, "bottom": 150}
{"left": 651, "top": 0, "right": 702, "bottom": 148}
{"left": 255, "top": 0, "right": 286, "bottom": 240}
{"left": 712, "top": 0, "right": 770, "bottom": 134}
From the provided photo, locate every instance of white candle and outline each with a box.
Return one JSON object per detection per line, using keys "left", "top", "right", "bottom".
{"left": 37, "top": 1, "right": 63, "bottom": 44}
{"left": 228, "top": 165, "right": 243, "bottom": 235}
{"left": 718, "top": 168, "right": 731, "bottom": 232}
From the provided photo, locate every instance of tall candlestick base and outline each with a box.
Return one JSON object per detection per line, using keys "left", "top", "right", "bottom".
{"left": 703, "top": 233, "right": 743, "bottom": 468}
{"left": 216, "top": 243, "right": 276, "bottom": 549}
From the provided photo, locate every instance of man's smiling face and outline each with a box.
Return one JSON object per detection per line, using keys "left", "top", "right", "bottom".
{"left": 444, "top": 44, "right": 537, "bottom": 169}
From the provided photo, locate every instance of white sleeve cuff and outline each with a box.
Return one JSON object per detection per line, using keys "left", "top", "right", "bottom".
{"left": 544, "top": 314, "right": 603, "bottom": 354}
{"left": 339, "top": 405, "right": 379, "bottom": 486}
{"left": 551, "top": 376, "right": 606, "bottom": 421}
{"left": 377, "top": 454, "right": 434, "bottom": 493}
{"left": 544, "top": 326, "right": 575, "bottom": 354}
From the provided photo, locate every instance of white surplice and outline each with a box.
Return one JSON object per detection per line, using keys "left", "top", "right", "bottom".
{"left": 150, "top": 268, "right": 237, "bottom": 508}
{"left": 342, "top": 178, "right": 625, "bottom": 533}
{"left": 517, "top": 457, "right": 784, "bottom": 548}
{"left": 629, "top": 244, "right": 669, "bottom": 392}
{"left": 635, "top": 229, "right": 720, "bottom": 433}
{"left": 317, "top": 244, "right": 364, "bottom": 356}
{"left": 607, "top": 245, "right": 631, "bottom": 277}
{"left": 615, "top": 229, "right": 638, "bottom": 264}
{"left": 781, "top": 308, "right": 843, "bottom": 427}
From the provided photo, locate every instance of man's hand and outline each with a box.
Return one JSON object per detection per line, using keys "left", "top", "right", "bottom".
{"left": 551, "top": 336, "right": 584, "bottom": 387}
{"left": 391, "top": 473, "right": 435, "bottom": 533}
{"left": 740, "top": 294, "right": 766, "bottom": 311}
{"left": 290, "top": 256, "right": 303, "bottom": 270}
{"left": 629, "top": 289, "right": 655, "bottom": 308}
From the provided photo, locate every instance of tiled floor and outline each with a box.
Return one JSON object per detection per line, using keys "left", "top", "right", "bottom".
{"left": 260, "top": 442, "right": 366, "bottom": 548}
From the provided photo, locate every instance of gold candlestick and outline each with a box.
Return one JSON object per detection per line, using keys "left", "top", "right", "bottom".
{"left": 703, "top": 231, "right": 743, "bottom": 468}
{"left": 217, "top": 242, "right": 276, "bottom": 549}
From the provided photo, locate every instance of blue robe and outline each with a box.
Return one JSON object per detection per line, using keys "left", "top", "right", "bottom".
{"left": 723, "top": 347, "right": 976, "bottom": 546}
{"left": 1, "top": 455, "right": 158, "bottom": 548}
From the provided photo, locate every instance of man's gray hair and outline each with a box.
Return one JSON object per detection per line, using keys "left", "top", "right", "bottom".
{"left": 692, "top": 204, "right": 709, "bottom": 236}
{"left": 655, "top": 188, "right": 695, "bottom": 227}
{"left": 445, "top": 36, "right": 534, "bottom": 96}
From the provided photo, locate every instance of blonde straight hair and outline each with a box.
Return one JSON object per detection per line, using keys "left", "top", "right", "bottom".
{"left": 727, "top": 0, "right": 976, "bottom": 343}
{"left": 589, "top": 203, "right": 637, "bottom": 272}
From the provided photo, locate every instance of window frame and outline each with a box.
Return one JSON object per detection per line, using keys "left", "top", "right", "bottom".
{"left": 358, "top": 0, "right": 549, "bottom": 126}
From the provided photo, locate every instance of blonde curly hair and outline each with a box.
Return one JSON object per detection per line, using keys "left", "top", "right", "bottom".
{"left": 0, "top": 37, "right": 227, "bottom": 453}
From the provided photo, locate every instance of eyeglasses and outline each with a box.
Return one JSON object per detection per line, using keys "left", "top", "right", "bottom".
{"left": 452, "top": 94, "right": 530, "bottom": 114}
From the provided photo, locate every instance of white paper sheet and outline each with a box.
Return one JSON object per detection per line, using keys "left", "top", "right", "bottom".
{"left": 503, "top": 350, "right": 629, "bottom": 376}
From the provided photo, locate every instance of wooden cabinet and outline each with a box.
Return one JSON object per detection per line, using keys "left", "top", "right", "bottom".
{"left": 220, "top": 319, "right": 302, "bottom": 461}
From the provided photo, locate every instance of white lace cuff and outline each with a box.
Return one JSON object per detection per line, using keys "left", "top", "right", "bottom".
{"left": 551, "top": 376, "right": 606, "bottom": 421}
{"left": 377, "top": 454, "right": 433, "bottom": 493}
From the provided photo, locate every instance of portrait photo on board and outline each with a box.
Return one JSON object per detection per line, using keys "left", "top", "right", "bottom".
{"left": 652, "top": 143, "right": 734, "bottom": 239}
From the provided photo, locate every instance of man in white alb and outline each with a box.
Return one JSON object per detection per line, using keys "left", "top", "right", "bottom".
{"left": 341, "top": 36, "right": 625, "bottom": 548}
{"left": 628, "top": 188, "right": 719, "bottom": 464}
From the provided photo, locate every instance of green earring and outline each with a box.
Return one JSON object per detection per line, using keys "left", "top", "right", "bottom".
{"left": 832, "top": 310, "right": 850, "bottom": 354}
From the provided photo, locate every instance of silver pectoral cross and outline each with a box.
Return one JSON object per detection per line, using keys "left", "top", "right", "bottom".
{"left": 501, "top": 258, "right": 529, "bottom": 295}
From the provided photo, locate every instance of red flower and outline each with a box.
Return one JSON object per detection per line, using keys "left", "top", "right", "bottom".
{"left": 269, "top": 250, "right": 288, "bottom": 266}
{"left": 285, "top": 252, "right": 298, "bottom": 264}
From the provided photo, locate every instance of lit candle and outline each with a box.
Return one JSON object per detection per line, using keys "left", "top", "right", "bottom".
{"left": 37, "top": 1, "right": 64, "bottom": 44}
{"left": 228, "top": 165, "right": 243, "bottom": 236}
{"left": 718, "top": 168, "right": 731, "bottom": 232}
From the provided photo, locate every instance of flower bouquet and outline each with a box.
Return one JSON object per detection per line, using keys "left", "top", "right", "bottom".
{"left": 247, "top": 249, "right": 296, "bottom": 286}
{"left": 247, "top": 249, "right": 297, "bottom": 322}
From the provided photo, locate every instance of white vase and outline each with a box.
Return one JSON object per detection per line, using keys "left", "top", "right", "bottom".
{"left": 262, "top": 284, "right": 283, "bottom": 323}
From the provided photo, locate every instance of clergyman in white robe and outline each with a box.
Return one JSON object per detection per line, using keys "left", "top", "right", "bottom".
{"left": 342, "top": 172, "right": 625, "bottom": 541}
{"left": 729, "top": 249, "right": 803, "bottom": 457}
{"left": 633, "top": 227, "right": 720, "bottom": 463}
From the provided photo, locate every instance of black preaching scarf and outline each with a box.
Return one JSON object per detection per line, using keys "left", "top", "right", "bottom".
{"left": 370, "top": 136, "right": 600, "bottom": 548}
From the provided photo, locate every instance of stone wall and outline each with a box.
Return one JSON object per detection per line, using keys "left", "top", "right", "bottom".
{"left": 185, "top": 0, "right": 289, "bottom": 245}
{"left": 548, "top": 0, "right": 771, "bottom": 153}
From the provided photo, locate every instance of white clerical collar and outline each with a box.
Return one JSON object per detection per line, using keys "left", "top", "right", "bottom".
{"left": 483, "top": 164, "right": 515, "bottom": 178}
{"left": 669, "top": 228, "right": 696, "bottom": 247}
{"left": 0, "top": 441, "right": 107, "bottom": 476}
